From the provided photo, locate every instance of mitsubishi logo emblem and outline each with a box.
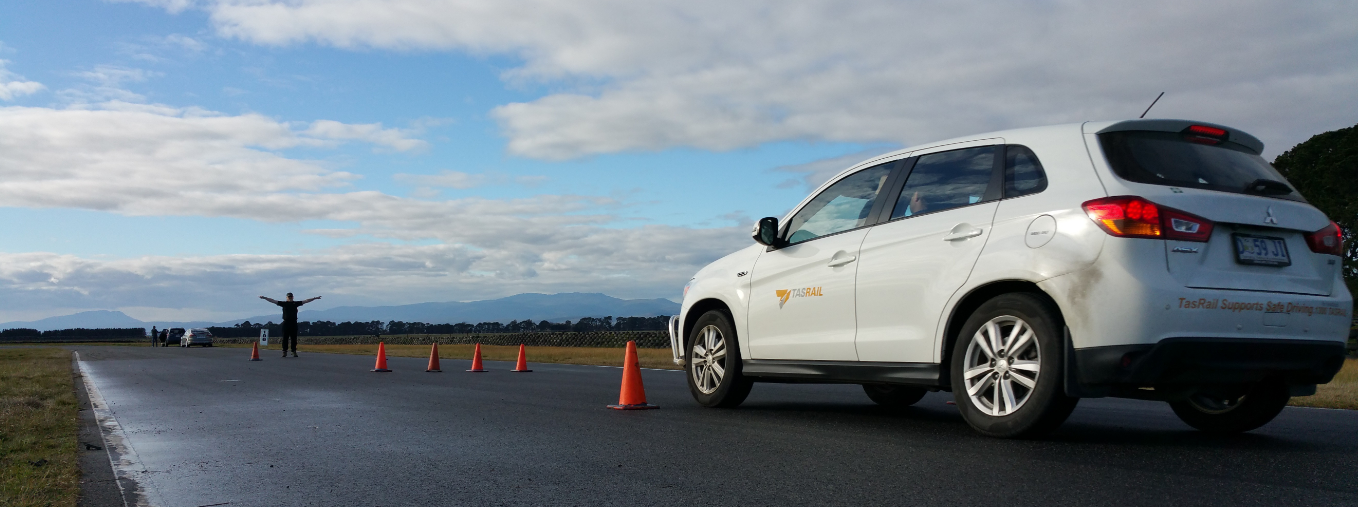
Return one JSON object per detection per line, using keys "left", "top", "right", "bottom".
{"left": 1264, "top": 206, "right": 1278, "bottom": 225}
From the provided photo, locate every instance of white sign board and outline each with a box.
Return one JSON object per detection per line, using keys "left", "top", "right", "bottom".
{"left": 259, "top": 329, "right": 269, "bottom": 346}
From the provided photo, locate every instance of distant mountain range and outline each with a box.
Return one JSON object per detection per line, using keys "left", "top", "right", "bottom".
{"left": 0, "top": 293, "right": 680, "bottom": 331}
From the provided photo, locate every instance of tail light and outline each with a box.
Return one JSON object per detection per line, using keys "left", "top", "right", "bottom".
{"left": 1305, "top": 221, "right": 1344, "bottom": 256}
{"left": 1082, "top": 196, "right": 1214, "bottom": 242}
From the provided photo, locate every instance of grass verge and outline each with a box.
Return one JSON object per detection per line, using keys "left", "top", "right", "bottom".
{"left": 1290, "top": 358, "right": 1358, "bottom": 410}
{"left": 0, "top": 348, "right": 79, "bottom": 507}
{"left": 223, "top": 343, "right": 683, "bottom": 370}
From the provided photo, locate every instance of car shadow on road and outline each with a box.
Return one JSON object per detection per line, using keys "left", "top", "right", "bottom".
{"left": 730, "top": 395, "right": 1343, "bottom": 454}
{"left": 1048, "top": 420, "right": 1335, "bottom": 451}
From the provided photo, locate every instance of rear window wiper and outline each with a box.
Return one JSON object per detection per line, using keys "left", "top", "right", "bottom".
{"left": 1243, "top": 178, "right": 1293, "bottom": 196}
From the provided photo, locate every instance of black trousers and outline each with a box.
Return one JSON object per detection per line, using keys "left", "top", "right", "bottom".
{"left": 281, "top": 325, "right": 298, "bottom": 352}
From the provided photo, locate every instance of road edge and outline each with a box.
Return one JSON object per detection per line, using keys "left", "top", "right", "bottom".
{"left": 75, "top": 352, "right": 158, "bottom": 507}
{"left": 74, "top": 351, "right": 123, "bottom": 507}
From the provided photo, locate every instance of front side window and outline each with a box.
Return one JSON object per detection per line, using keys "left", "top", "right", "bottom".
{"left": 890, "top": 146, "right": 996, "bottom": 219}
{"left": 785, "top": 163, "right": 893, "bottom": 244}
{"left": 1005, "top": 145, "right": 1047, "bottom": 198}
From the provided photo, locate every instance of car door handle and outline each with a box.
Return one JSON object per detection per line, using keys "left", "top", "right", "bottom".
{"left": 827, "top": 254, "right": 857, "bottom": 267}
{"left": 943, "top": 227, "right": 984, "bottom": 241}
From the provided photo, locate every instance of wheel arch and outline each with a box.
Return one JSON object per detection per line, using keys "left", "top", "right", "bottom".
{"left": 682, "top": 298, "right": 735, "bottom": 355}
{"left": 939, "top": 280, "right": 1062, "bottom": 389}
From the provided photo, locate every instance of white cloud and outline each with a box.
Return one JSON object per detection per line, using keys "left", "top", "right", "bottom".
{"left": 772, "top": 147, "right": 899, "bottom": 191}
{"left": 0, "top": 103, "right": 440, "bottom": 222}
{"left": 144, "top": 0, "right": 1358, "bottom": 159}
{"left": 112, "top": 0, "right": 196, "bottom": 14}
{"left": 59, "top": 65, "right": 162, "bottom": 103}
{"left": 0, "top": 59, "right": 43, "bottom": 101}
{"left": 0, "top": 229, "right": 740, "bottom": 320}
{"left": 393, "top": 170, "right": 547, "bottom": 190}
{"left": 514, "top": 175, "right": 547, "bottom": 187}
{"left": 394, "top": 170, "right": 486, "bottom": 189}
{"left": 0, "top": 101, "right": 746, "bottom": 318}
{"left": 303, "top": 119, "right": 428, "bottom": 152}
{"left": 35, "top": 0, "right": 1357, "bottom": 319}
{"left": 0, "top": 103, "right": 353, "bottom": 216}
{"left": 120, "top": 34, "right": 210, "bottom": 62}
{"left": 76, "top": 65, "right": 156, "bottom": 87}
{"left": 162, "top": 34, "right": 207, "bottom": 52}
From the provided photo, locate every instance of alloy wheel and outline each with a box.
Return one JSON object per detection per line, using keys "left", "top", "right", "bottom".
{"left": 962, "top": 315, "right": 1041, "bottom": 416}
{"left": 690, "top": 325, "right": 728, "bottom": 395}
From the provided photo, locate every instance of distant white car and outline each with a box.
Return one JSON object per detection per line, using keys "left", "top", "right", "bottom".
{"left": 669, "top": 119, "right": 1351, "bottom": 438}
{"left": 181, "top": 328, "right": 215, "bottom": 347}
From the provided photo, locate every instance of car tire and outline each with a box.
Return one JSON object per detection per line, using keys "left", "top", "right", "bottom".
{"left": 863, "top": 384, "right": 928, "bottom": 407}
{"left": 1168, "top": 380, "right": 1290, "bottom": 434}
{"left": 686, "top": 310, "right": 754, "bottom": 408}
{"left": 950, "top": 293, "right": 1078, "bottom": 438}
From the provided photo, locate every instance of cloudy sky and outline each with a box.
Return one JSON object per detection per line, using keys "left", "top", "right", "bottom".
{"left": 0, "top": 1, "right": 1355, "bottom": 322}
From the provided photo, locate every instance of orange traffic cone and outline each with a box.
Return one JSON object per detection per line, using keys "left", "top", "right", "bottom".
{"left": 426, "top": 343, "right": 442, "bottom": 372}
{"left": 467, "top": 343, "right": 487, "bottom": 372}
{"left": 248, "top": 342, "right": 262, "bottom": 361}
{"left": 372, "top": 342, "right": 391, "bottom": 372}
{"left": 511, "top": 344, "right": 531, "bottom": 372}
{"left": 608, "top": 340, "right": 658, "bottom": 410}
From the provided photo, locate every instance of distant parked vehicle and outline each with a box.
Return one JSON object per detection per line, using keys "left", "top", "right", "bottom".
{"left": 163, "top": 328, "right": 185, "bottom": 347}
{"left": 181, "top": 328, "right": 215, "bottom": 347}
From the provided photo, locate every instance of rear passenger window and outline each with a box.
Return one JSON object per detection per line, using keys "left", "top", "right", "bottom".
{"left": 1005, "top": 145, "right": 1047, "bottom": 198}
{"left": 890, "top": 146, "right": 995, "bottom": 219}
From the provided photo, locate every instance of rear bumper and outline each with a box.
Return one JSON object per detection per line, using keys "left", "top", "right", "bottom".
{"left": 1074, "top": 337, "right": 1345, "bottom": 390}
{"left": 1039, "top": 237, "right": 1353, "bottom": 350}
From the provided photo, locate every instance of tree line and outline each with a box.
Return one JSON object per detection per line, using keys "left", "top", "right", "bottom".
{"left": 206, "top": 315, "right": 671, "bottom": 338}
{"left": 1272, "top": 122, "right": 1357, "bottom": 297}
{"left": 0, "top": 328, "right": 145, "bottom": 339}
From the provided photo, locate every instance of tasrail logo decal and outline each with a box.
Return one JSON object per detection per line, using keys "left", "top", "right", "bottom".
{"left": 776, "top": 287, "right": 823, "bottom": 308}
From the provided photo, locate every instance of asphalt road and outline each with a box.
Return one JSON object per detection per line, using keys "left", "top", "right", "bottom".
{"left": 71, "top": 345, "right": 1358, "bottom": 506}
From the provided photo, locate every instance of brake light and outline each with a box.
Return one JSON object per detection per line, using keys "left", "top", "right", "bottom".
{"left": 1182, "top": 125, "right": 1228, "bottom": 145}
{"left": 1186, "top": 125, "right": 1227, "bottom": 137}
{"left": 1082, "top": 196, "right": 1214, "bottom": 242}
{"left": 1305, "top": 221, "right": 1344, "bottom": 256}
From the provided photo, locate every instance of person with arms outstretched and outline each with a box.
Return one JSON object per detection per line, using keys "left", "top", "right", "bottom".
{"left": 259, "top": 293, "right": 320, "bottom": 357}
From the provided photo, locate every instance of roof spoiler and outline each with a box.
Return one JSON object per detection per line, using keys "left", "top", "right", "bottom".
{"left": 1095, "top": 119, "right": 1264, "bottom": 154}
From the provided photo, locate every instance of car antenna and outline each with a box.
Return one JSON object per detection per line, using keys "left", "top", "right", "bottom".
{"left": 1139, "top": 92, "right": 1164, "bottom": 119}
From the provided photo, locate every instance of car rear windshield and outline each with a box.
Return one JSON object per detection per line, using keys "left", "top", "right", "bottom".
{"left": 1098, "top": 131, "right": 1305, "bottom": 202}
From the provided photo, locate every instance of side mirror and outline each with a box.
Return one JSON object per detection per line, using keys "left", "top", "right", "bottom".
{"left": 752, "top": 217, "right": 783, "bottom": 247}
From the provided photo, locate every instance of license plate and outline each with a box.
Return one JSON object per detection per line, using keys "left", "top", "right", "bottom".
{"left": 1233, "top": 234, "right": 1290, "bottom": 267}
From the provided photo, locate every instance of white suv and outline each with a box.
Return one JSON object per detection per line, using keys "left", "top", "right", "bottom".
{"left": 668, "top": 119, "right": 1351, "bottom": 438}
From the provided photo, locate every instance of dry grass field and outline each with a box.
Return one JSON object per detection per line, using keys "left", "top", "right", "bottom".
{"left": 0, "top": 348, "right": 79, "bottom": 507}
{"left": 1289, "top": 358, "right": 1358, "bottom": 410}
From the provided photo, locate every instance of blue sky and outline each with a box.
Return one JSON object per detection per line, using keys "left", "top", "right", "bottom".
{"left": 0, "top": 0, "right": 869, "bottom": 258}
{"left": 0, "top": 1, "right": 1354, "bottom": 322}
